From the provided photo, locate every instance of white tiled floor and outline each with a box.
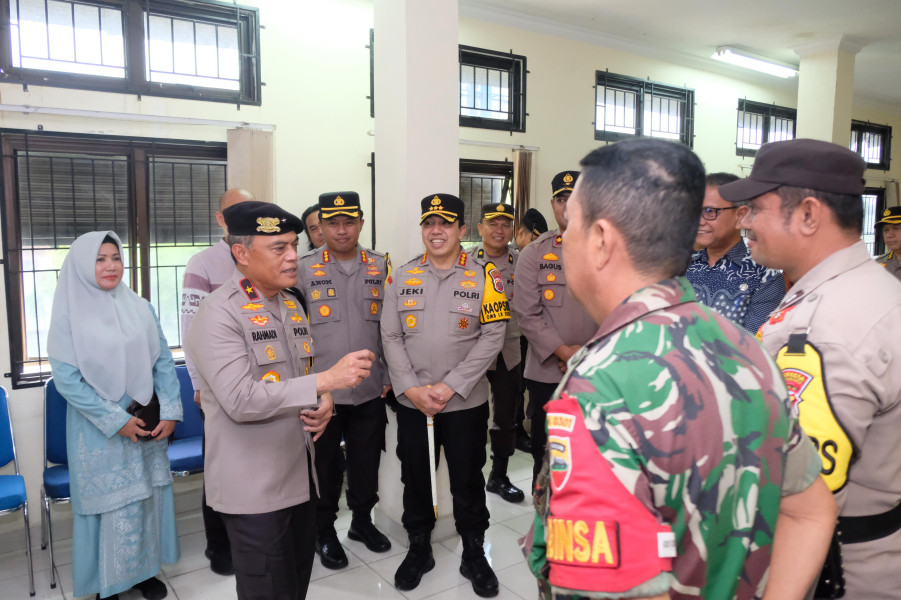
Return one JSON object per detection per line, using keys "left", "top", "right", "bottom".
{"left": 0, "top": 451, "right": 539, "bottom": 600}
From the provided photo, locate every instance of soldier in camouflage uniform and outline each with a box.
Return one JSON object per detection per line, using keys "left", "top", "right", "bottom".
{"left": 523, "top": 139, "right": 836, "bottom": 600}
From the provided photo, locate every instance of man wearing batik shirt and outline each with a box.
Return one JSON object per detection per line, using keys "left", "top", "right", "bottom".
{"left": 523, "top": 139, "right": 837, "bottom": 600}
{"left": 686, "top": 172, "right": 784, "bottom": 334}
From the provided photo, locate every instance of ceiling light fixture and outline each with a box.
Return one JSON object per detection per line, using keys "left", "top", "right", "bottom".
{"left": 712, "top": 46, "right": 799, "bottom": 78}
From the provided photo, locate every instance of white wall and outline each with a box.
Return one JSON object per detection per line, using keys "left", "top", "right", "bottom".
{"left": 2, "top": 0, "right": 900, "bottom": 538}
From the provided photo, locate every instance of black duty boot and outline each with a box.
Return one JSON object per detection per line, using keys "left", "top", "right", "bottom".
{"left": 132, "top": 577, "right": 168, "bottom": 600}
{"left": 514, "top": 426, "right": 532, "bottom": 453}
{"left": 486, "top": 456, "right": 525, "bottom": 503}
{"left": 348, "top": 517, "right": 391, "bottom": 552}
{"left": 460, "top": 534, "right": 499, "bottom": 598}
{"left": 394, "top": 531, "right": 435, "bottom": 591}
{"left": 315, "top": 531, "right": 349, "bottom": 569}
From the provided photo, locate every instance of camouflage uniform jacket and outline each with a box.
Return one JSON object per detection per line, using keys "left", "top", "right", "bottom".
{"left": 523, "top": 277, "right": 821, "bottom": 600}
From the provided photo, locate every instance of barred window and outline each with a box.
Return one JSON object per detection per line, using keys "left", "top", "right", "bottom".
{"left": 1, "top": 131, "right": 227, "bottom": 388}
{"left": 459, "top": 159, "right": 513, "bottom": 243}
{"left": 850, "top": 120, "right": 892, "bottom": 170}
{"left": 2, "top": 0, "right": 261, "bottom": 105}
{"left": 594, "top": 71, "right": 694, "bottom": 146}
{"left": 862, "top": 188, "right": 886, "bottom": 257}
{"left": 736, "top": 99, "right": 796, "bottom": 156}
{"left": 459, "top": 46, "right": 527, "bottom": 133}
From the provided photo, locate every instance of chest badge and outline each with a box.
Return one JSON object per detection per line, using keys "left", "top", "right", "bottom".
{"left": 264, "top": 345, "right": 277, "bottom": 361}
{"left": 546, "top": 273, "right": 557, "bottom": 282}
{"left": 319, "top": 305, "right": 331, "bottom": 317}
{"left": 284, "top": 300, "right": 297, "bottom": 309}
{"left": 370, "top": 301, "right": 379, "bottom": 315}
{"left": 313, "top": 269, "right": 326, "bottom": 276}
{"left": 249, "top": 315, "right": 270, "bottom": 326}
{"left": 311, "top": 290, "right": 322, "bottom": 300}
{"left": 404, "top": 299, "right": 417, "bottom": 307}
{"left": 370, "top": 287, "right": 380, "bottom": 298}
{"left": 548, "top": 435, "right": 572, "bottom": 492}
{"left": 458, "top": 318, "right": 470, "bottom": 330}
{"left": 261, "top": 370, "right": 280, "bottom": 383}
{"left": 242, "top": 302, "right": 264, "bottom": 311}
{"left": 290, "top": 312, "right": 304, "bottom": 323}
{"left": 406, "top": 278, "right": 423, "bottom": 286}
{"left": 327, "top": 288, "right": 336, "bottom": 297}
{"left": 309, "top": 263, "right": 326, "bottom": 269}
{"left": 303, "top": 341, "right": 312, "bottom": 354}
{"left": 459, "top": 280, "right": 477, "bottom": 289}
{"left": 405, "top": 314, "right": 417, "bottom": 328}
{"left": 542, "top": 252, "right": 558, "bottom": 261}
{"left": 464, "top": 270, "right": 476, "bottom": 278}
{"left": 544, "top": 289, "right": 555, "bottom": 301}
{"left": 406, "top": 267, "right": 425, "bottom": 275}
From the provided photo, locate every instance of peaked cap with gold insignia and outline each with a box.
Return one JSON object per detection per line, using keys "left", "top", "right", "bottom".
{"left": 552, "top": 171, "right": 580, "bottom": 197}
{"left": 420, "top": 193, "right": 465, "bottom": 224}
{"left": 480, "top": 202, "right": 514, "bottom": 221}
{"left": 319, "top": 191, "right": 362, "bottom": 219}
{"left": 222, "top": 200, "right": 303, "bottom": 236}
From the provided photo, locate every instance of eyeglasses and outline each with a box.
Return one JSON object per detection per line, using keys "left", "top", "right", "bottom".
{"left": 701, "top": 206, "right": 738, "bottom": 221}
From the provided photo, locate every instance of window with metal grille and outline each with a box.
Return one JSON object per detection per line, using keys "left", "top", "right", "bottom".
{"left": 1, "top": 130, "right": 227, "bottom": 388}
{"left": 736, "top": 99, "right": 796, "bottom": 156}
{"left": 459, "top": 46, "right": 526, "bottom": 133}
{"left": 459, "top": 159, "right": 513, "bottom": 243}
{"left": 2, "top": 0, "right": 261, "bottom": 105}
{"left": 862, "top": 187, "right": 886, "bottom": 257}
{"left": 594, "top": 71, "right": 694, "bottom": 146}
{"left": 850, "top": 120, "right": 892, "bottom": 170}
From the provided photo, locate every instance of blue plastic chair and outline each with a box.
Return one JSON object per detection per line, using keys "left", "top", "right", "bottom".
{"left": 168, "top": 365, "right": 204, "bottom": 476}
{"left": 0, "top": 386, "right": 35, "bottom": 596}
{"left": 41, "top": 378, "right": 70, "bottom": 590}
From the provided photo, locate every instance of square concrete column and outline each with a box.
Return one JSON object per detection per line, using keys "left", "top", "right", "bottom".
{"left": 372, "top": 0, "right": 461, "bottom": 545}
{"left": 795, "top": 36, "right": 862, "bottom": 144}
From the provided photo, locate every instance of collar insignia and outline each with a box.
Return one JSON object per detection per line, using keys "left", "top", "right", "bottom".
{"left": 458, "top": 251, "right": 468, "bottom": 267}
{"left": 322, "top": 249, "right": 331, "bottom": 263}
{"left": 239, "top": 278, "right": 259, "bottom": 300}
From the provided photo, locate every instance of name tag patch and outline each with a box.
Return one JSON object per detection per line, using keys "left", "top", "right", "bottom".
{"left": 546, "top": 517, "right": 620, "bottom": 568}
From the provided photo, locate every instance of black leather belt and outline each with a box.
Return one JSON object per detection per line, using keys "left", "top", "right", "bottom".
{"left": 840, "top": 502, "right": 901, "bottom": 545}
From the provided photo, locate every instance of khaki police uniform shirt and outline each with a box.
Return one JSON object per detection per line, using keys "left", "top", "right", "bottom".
{"left": 513, "top": 229, "right": 596, "bottom": 383}
{"left": 877, "top": 250, "right": 901, "bottom": 282}
{"left": 297, "top": 245, "right": 389, "bottom": 406}
{"left": 184, "top": 268, "right": 319, "bottom": 515}
{"left": 468, "top": 243, "right": 521, "bottom": 370}
{"left": 381, "top": 249, "right": 508, "bottom": 413}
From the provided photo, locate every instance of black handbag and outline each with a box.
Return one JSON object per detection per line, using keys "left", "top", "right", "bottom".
{"left": 126, "top": 392, "right": 160, "bottom": 441}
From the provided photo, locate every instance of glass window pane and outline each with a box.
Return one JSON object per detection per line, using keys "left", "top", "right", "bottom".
{"left": 100, "top": 8, "right": 124, "bottom": 67}
{"left": 172, "top": 19, "right": 197, "bottom": 75}
{"left": 148, "top": 14, "right": 174, "bottom": 74}
{"left": 195, "top": 22, "right": 218, "bottom": 78}
{"left": 73, "top": 4, "right": 101, "bottom": 65}
{"left": 47, "top": 1, "right": 75, "bottom": 62}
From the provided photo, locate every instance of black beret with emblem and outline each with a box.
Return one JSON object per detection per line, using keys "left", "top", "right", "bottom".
{"left": 480, "top": 202, "right": 514, "bottom": 221}
{"left": 552, "top": 171, "right": 579, "bottom": 197}
{"left": 420, "top": 193, "right": 465, "bottom": 224}
{"left": 222, "top": 200, "right": 304, "bottom": 236}
{"left": 521, "top": 208, "right": 548, "bottom": 235}
{"left": 876, "top": 206, "right": 901, "bottom": 227}
{"left": 319, "top": 191, "right": 362, "bottom": 219}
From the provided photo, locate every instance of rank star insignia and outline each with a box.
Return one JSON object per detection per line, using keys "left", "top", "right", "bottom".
{"left": 405, "top": 278, "right": 423, "bottom": 286}
{"left": 256, "top": 217, "right": 281, "bottom": 233}
{"left": 370, "top": 287, "right": 380, "bottom": 298}
{"left": 406, "top": 267, "right": 425, "bottom": 275}
{"left": 261, "top": 370, "right": 280, "bottom": 383}
{"left": 459, "top": 280, "right": 477, "bottom": 289}
{"left": 311, "top": 290, "right": 322, "bottom": 300}
{"left": 370, "top": 301, "right": 379, "bottom": 315}
{"left": 249, "top": 315, "right": 270, "bottom": 326}
{"left": 239, "top": 278, "right": 260, "bottom": 300}
{"left": 405, "top": 314, "right": 417, "bottom": 328}
{"left": 284, "top": 300, "right": 297, "bottom": 309}
{"left": 464, "top": 270, "right": 476, "bottom": 278}
{"left": 555, "top": 234, "right": 563, "bottom": 245}
{"left": 544, "top": 289, "right": 555, "bottom": 301}
{"left": 542, "top": 252, "right": 559, "bottom": 261}
{"left": 458, "top": 318, "right": 470, "bottom": 330}
{"left": 546, "top": 273, "right": 557, "bottom": 282}
{"left": 241, "top": 302, "right": 264, "bottom": 311}
{"left": 319, "top": 305, "right": 331, "bottom": 317}
{"left": 290, "top": 312, "right": 304, "bottom": 322}
{"left": 303, "top": 341, "right": 311, "bottom": 354}
{"left": 313, "top": 269, "right": 326, "bottom": 276}
{"left": 264, "top": 345, "right": 277, "bottom": 360}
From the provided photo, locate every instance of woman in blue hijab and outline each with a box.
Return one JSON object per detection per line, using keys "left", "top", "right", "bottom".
{"left": 48, "top": 231, "right": 182, "bottom": 600}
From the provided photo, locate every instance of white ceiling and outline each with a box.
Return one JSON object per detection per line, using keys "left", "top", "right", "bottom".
{"left": 461, "top": 0, "right": 901, "bottom": 112}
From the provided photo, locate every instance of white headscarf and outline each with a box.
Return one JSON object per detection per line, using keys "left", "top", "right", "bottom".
{"left": 48, "top": 231, "right": 161, "bottom": 404}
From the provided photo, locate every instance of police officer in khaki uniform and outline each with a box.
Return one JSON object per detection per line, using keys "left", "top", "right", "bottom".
{"left": 513, "top": 171, "right": 596, "bottom": 484}
{"left": 185, "top": 201, "right": 375, "bottom": 600}
{"left": 875, "top": 206, "right": 901, "bottom": 281}
{"left": 296, "top": 192, "right": 392, "bottom": 569}
{"left": 381, "top": 194, "right": 509, "bottom": 598}
{"left": 468, "top": 203, "right": 525, "bottom": 503}
{"left": 720, "top": 139, "right": 901, "bottom": 600}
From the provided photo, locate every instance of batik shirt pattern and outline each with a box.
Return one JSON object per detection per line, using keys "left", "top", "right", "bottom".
{"left": 686, "top": 240, "right": 785, "bottom": 334}
{"left": 524, "top": 277, "right": 813, "bottom": 600}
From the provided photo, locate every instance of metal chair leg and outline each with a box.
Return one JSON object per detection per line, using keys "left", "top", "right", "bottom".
{"left": 40, "top": 488, "right": 47, "bottom": 551}
{"left": 23, "top": 502, "right": 35, "bottom": 596}
{"left": 46, "top": 504, "right": 56, "bottom": 590}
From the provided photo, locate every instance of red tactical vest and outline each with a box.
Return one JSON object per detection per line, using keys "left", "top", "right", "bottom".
{"left": 545, "top": 392, "right": 675, "bottom": 593}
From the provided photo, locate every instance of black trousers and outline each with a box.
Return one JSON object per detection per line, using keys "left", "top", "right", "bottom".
{"left": 201, "top": 409, "right": 230, "bottom": 554}
{"left": 395, "top": 402, "right": 490, "bottom": 537}
{"left": 313, "top": 398, "right": 386, "bottom": 535}
{"left": 525, "top": 380, "right": 558, "bottom": 485}
{"left": 515, "top": 336, "right": 528, "bottom": 431}
{"left": 222, "top": 498, "right": 317, "bottom": 600}
{"left": 486, "top": 354, "right": 520, "bottom": 459}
